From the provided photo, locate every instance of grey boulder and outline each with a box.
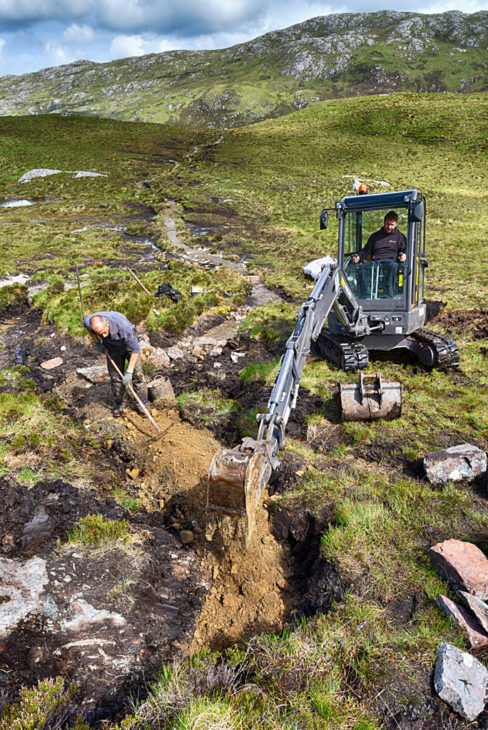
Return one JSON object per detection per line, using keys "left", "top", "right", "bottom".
{"left": 434, "top": 642, "right": 487, "bottom": 721}
{"left": 424, "top": 443, "right": 486, "bottom": 485}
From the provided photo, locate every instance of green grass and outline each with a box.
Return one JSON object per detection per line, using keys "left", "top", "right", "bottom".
{"left": 177, "top": 388, "right": 238, "bottom": 426}
{"left": 67, "top": 514, "right": 131, "bottom": 548}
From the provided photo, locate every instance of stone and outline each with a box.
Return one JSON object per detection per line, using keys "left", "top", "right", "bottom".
{"left": 458, "top": 592, "right": 488, "bottom": 633}
{"left": 126, "top": 467, "right": 140, "bottom": 480}
{"left": 60, "top": 598, "right": 126, "bottom": 631}
{"left": 167, "top": 346, "right": 185, "bottom": 361}
{"left": 40, "top": 356, "right": 63, "bottom": 370}
{"left": 436, "top": 595, "right": 488, "bottom": 649}
{"left": 76, "top": 365, "right": 107, "bottom": 383}
{"left": 193, "top": 335, "right": 218, "bottom": 348}
{"left": 434, "top": 642, "right": 488, "bottom": 721}
{"left": 0, "top": 556, "right": 49, "bottom": 637}
{"left": 179, "top": 530, "right": 194, "bottom": 545}
{"left": 191, "top": 345, "right": 205, "bottom": 359}
{"left": 430, "top": 539, "right": 488, "bottom": 599}
{"left": 146, "top": 347, "right": 171, "bottom": 369}
{"left": 424, "top": 443, "right": 487, "bottom": 485}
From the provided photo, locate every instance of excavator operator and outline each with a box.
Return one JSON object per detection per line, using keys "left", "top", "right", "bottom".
{"left": 351, "top": 211, "right": 407, "bottom": 298}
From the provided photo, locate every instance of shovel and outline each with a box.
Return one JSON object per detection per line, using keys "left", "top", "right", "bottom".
{"left": 339, "top": 372, "right": 402, "bottom": 421}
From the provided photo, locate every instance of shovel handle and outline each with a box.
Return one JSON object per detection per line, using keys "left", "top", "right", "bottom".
{"left": 104, "top": 350, "right": 160, "bottom": 433}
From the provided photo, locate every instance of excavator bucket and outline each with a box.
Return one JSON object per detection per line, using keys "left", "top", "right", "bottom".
{"left": 207, "top": 439, "right": 273, "bottom": 547}
{"left": 339, "top": 372, "right": 402, "bottom": 421}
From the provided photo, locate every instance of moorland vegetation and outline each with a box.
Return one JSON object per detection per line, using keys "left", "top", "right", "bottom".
{"left": 0, "top": 91, "right": 486, "bottom": 728}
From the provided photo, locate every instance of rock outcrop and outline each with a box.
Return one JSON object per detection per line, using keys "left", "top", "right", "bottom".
{"left": 0, "top": 10, "right": 486, "bottom": 128}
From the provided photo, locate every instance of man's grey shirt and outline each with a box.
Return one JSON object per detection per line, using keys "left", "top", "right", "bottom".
{"left": 83, "top": 311, "right": 141, "bottom": 354}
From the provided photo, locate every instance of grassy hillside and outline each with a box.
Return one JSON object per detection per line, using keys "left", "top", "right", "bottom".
{"left": 0, "top": 93, "right": 487, "bottom": 728}
{"left": 0, "top": 11, "right": 486, "bottom": 127}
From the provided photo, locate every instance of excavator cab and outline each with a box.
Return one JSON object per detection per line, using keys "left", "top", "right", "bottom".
{"left": 336, "top": 189, "right": 426, "bottom": 328}
{"left": 315, "top": 189, "right": 459, "bottom": 371}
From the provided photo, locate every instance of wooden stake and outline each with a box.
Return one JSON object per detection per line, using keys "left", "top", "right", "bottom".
{"left": 127, "top": 267, "right": 152, "bottom": 296}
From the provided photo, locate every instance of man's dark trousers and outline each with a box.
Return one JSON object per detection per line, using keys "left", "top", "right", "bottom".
{"left": 105, "top": 345, "right": 147, "bottom": 407}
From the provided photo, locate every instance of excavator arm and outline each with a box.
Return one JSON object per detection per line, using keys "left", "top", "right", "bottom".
{"left": 256, "top": 262, "right": 368, "bottom": 458}
{"left": 207, "top": 262, "right": 369, "bottom": 543}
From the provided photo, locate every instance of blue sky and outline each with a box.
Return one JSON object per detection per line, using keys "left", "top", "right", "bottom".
{"left": 0, "top": 0, "right": 487, "bottom": 77}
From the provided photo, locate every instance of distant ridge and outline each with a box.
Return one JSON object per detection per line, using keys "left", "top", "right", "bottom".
{"left": 0, "top": 10, "right": 486, "bottom": 128}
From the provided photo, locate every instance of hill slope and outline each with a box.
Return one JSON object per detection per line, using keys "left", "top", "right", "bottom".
{"left": 0, "top": 10, "right": 487, "bottom": 127}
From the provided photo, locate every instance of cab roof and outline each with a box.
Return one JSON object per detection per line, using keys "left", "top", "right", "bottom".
{"left": 338, "top": 189, "right": 420, "bottom": 211}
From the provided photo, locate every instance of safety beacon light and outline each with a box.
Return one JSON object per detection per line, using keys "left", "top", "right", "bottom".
{"left": 358, "top": 182, "right": 369, "bottom": 195}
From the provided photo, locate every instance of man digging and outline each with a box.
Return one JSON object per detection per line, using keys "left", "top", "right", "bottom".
{"left": 84, "top": 311, "right": 148, "bottom": 418}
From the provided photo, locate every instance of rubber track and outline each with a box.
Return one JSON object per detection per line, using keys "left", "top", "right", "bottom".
{"left": 312, "top": 333, "right": 366, "bottom": 371}
{"left": 411, "top": 328, "right": 460, "bottom": 370}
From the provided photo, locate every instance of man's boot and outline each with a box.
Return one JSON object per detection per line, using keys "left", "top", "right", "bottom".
{"left": 113, "top": 402, "right": 125, "bottom": 418}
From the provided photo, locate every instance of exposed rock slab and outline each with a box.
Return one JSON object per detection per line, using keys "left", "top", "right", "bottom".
{"left": 436, "top": 595, "right": 488, "bottom": 648}
{"left": 60, "top": 597, "right": 126, "bottom": 632}
{"left": 0, "top": 556, "right": 49, "bottom": 637}
{"left": 76, "top": 364, "right": 107, "bottom": 384}
{"left": 430, "top": 539, "right": 488, "bottom": 598}
{"left": 434, "top": 642, "right": 488, "bottom": 721}
{"left": 424, "top": 443, "right": 487, "bottom": 485}
{"left": 18, "top": 168, "right": 108, "bottom": 183}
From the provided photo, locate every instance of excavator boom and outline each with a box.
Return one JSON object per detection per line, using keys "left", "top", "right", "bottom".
{"left": 207, "top": 262, "right": 370, "bottom": 542}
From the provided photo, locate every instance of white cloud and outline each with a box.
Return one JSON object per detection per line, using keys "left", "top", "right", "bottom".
{"left": 44, "top": 38, "right": 70, "bottom": 63}
{"left": 0, "top": 0, "right": 266, "bottom": 33}
{"left": 109, "top": 33, "right": 183, "bottom": 58}
{"left": 0, "top": 1, "right": 487, "bottom": 76}
{"left": 62, "top": 23, "right": 94, "bottom": 43}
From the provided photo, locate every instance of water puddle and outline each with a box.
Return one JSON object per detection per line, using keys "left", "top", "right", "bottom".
{"left": 0, "top": 274, "right": 29, "bottom": 288}
{"left": 122, "top": 233, "right": 159, "bottom": 253}
{"left": 0, "top": 198, "right": 34, "bottom": 208}
{"left": 185, "top": 221, "right": 214, "bottom": 237}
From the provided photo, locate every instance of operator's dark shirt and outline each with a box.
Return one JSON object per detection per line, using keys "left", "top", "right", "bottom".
{"left": 83, "top": 311, "right": 141, "bottom": 354}
{"left": 359, "top": 227, "right": 406, "bottom": 261}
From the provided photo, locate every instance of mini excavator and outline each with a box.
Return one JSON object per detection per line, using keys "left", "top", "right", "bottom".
{"left": 207, "top": 189, "right": 459, "bottom": 543}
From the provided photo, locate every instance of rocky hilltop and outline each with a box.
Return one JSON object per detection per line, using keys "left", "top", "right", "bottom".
{"left": 0, "top": 10, "right": 487, "bottom": 128}
{"left": 0, "top": 11, "right": 488, "bottom": 127}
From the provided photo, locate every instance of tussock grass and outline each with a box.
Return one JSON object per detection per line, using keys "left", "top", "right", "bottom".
{"left": 67, "top": 514, "right": 131, "bottom": 548}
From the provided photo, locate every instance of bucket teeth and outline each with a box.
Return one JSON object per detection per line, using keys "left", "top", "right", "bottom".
{"left": 339, "top": 373, "right": 402, "bottom": 421}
